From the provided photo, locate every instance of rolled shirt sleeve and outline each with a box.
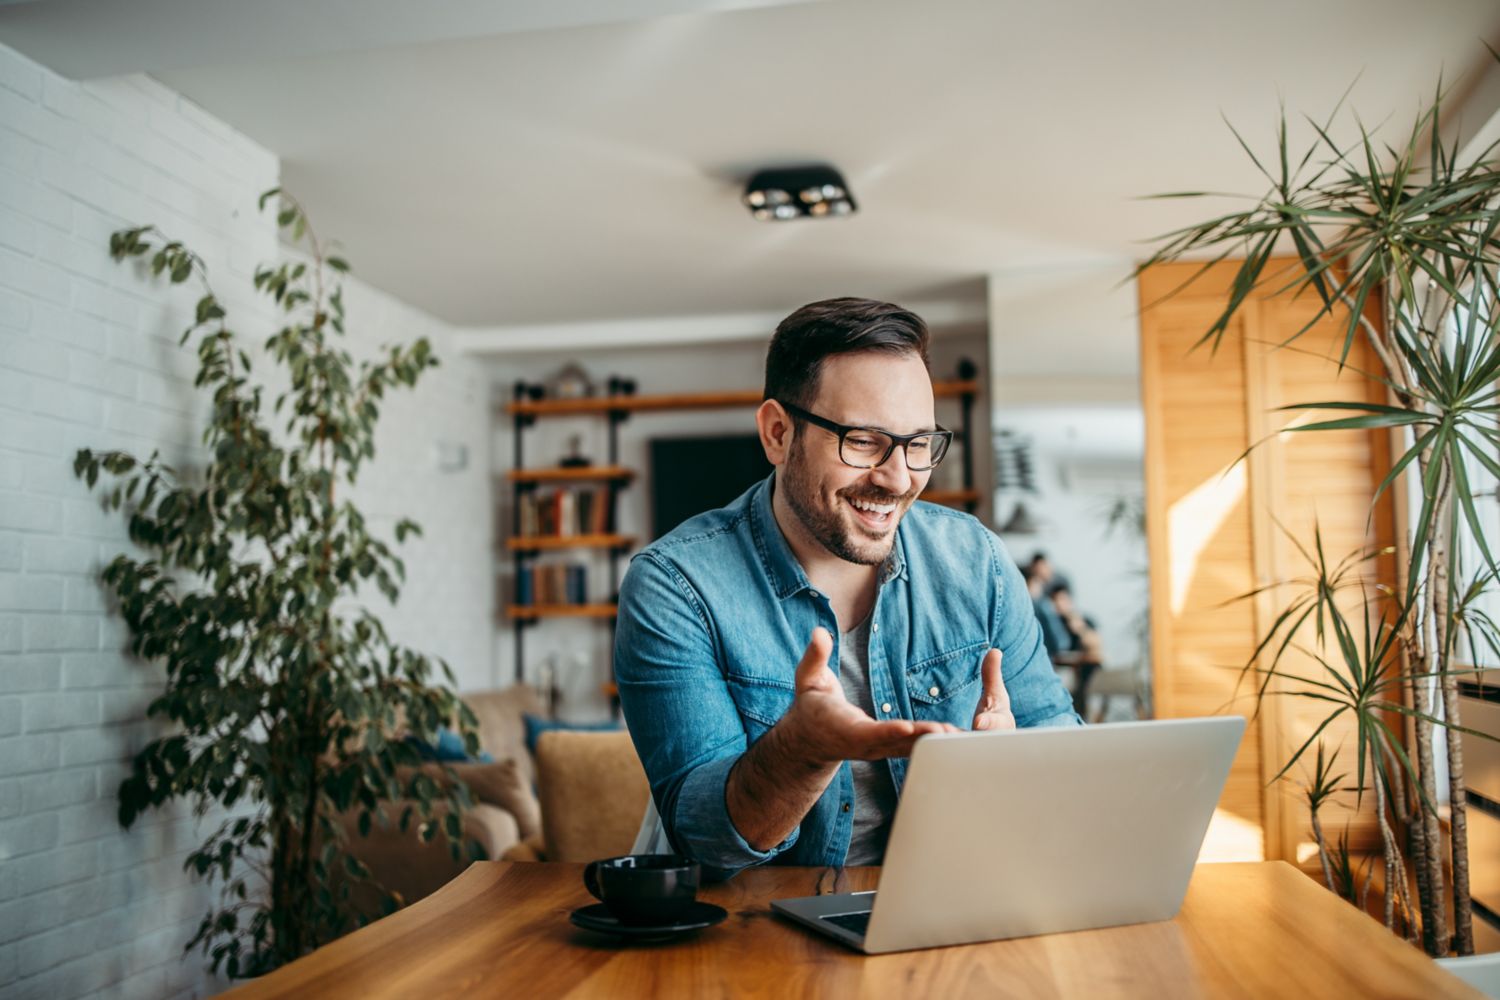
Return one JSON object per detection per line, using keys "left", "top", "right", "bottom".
{"left": 614, "top": 552, "right": 799, "bottom": 877}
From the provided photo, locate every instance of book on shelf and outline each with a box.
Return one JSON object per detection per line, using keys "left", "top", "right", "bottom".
{"left": 515, "top": 486, "right": 613, "bottom": 539}
{"left": 511, "top": 562, "right": 590, "bottom": 608}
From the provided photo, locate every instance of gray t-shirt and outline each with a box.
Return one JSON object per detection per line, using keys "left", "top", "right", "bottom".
{"left": 839, "top": 615, "right": 899, "bottom": 865}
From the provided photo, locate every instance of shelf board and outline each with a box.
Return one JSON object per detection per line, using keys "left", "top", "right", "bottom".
{"left": 505, "top": 465, "right": 634, "bottom": 484}
{"left": 507, "top": 533, "right": 635, "bottom": 552}
{"left": 503, "top": 379, "right": 979, "bottom": 417}
{"left": 508, "top": 604, "right": 618, "bottom": 621}
{"left": 923, "top": 488, "right": 981, "bottom": 508}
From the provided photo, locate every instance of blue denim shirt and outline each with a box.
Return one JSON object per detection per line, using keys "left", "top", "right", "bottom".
{"left": 614, "top": 473, "right": 1080, "bottom": 879}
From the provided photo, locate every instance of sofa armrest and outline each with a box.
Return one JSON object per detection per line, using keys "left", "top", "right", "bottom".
{"left": 500, "top": 833, "right": 547, "bottom": 862}
{"left": 397, "top": 758, "right": 542, "bottom": 842}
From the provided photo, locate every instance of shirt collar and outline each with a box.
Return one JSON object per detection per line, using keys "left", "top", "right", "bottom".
{"left": 750, "top": 471, "right": 909, "bottom": 600}
{"left": 750, "top": 471, "right": 810, "bottom": 600}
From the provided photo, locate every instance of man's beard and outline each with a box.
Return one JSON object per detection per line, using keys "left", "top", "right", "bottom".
{"left": 780, "top": 438, "right": 918, "bottom": 566}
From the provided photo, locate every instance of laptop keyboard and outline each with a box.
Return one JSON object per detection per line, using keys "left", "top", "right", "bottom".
{"left": 822, "top": 911, "right": 872, "bottom": 936}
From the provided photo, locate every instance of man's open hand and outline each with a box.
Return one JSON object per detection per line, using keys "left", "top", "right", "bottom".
{"left": 782, "top": 628, "right": 956, "bottom": 765}
{"left": 971, "top": 649, "right": 1016, "bottom": 731}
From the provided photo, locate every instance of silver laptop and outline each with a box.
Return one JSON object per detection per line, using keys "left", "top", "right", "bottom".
{"left": 771, "top": 716, "right": 1244, "bottom": 954}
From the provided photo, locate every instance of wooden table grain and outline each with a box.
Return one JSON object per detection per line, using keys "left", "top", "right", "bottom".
{"left": 226, "top": 861, "right": 1479, "bottom": 998}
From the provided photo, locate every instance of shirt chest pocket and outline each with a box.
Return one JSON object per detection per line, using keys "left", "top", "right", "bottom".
{"left": 725, "top": 675, "right": 795, "bottom": 745}
{"left": 906, "top": 640, "right": 986, "bottom": 725}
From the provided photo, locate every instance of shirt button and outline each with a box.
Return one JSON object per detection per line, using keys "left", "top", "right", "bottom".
{"left": 929, "top": 686, "right": 940, "bottom": 697}
{"left": 881, "top": 703, "right": 892, "bottom": 714}
{"left": 841, "top": 803, "right": 851, "bottom": 813}
{"left": 872, "top": 622, "right": 880, "bottom": 633}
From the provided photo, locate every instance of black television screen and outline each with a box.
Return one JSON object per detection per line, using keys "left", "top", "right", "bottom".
{"left": 650, "top": 434, "right": 772, "bottom": 539}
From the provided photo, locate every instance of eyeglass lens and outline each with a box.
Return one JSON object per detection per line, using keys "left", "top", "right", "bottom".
{"left": 840, "top": 430, "right": 948, "bottom": 470}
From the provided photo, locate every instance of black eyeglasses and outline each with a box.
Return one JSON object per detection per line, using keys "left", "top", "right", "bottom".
{"left": 779, "top": 401, "right": 952, "bottom": 471}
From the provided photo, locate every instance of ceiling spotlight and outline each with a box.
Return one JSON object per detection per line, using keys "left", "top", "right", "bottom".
{"left": 744, "top": 188, "right": 791, "bottom": 209}
{"left": 744, "top": 165, "right": 857, "bottom": 221}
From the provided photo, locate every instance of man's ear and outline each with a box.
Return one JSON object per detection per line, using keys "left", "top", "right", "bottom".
{"left": 755, "top": 400, "right": 793, "bottom": 467}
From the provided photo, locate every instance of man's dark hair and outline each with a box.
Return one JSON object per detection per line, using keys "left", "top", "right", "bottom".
{"left": 763, "top": 297, "right": 931, "bottom": 409}
{"left": 1047, "top": 582, "right": 1072, "bottom": 598}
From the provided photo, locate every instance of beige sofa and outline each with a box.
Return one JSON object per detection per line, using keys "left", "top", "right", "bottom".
{"left": 338, "top": 686, "right": 548, "bottom": 909}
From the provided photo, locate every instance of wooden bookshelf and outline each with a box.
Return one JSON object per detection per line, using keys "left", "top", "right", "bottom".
{"left": 505, "top": 465, "right": 634, "bottom": 484}
{"left": 506, "top": 533, "right": 635, "bottom": 552}
{"left": 503, "top": 379, "right": 980, "bottom": 417}
{"left": 508, "top": 604, "right": 618, "bottom": 621}
{"left": 502, "top": 369, "right": 983, "bottom": 697}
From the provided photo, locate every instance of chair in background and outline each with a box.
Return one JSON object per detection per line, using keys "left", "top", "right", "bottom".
{"left": 528, "top": 728, "right": 653, "bottom": 862}
{"left": 1084, "top": 662, "right": 1149, "bottom": 723}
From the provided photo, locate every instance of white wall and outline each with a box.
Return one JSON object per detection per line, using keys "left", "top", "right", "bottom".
{"left": 334, "top": 277, "right": 494, "bottom": 691}
{"left": 993, "top": 407, "right": 1149, "bottom": 671}
{"left": 485, "top": 327, "right": 990, "bottom": 718}
{"left": 0, "top": 42, "right": 491, "bottom": 998}
{"left": 987, "top": 265, "right": 1149, "bottom": 687}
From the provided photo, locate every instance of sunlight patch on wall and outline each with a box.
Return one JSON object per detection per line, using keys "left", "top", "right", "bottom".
{"left": 1169, "top": 461, "right": 1247, "bottom": 615}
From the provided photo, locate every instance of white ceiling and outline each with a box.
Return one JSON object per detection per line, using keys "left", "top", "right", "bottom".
{"left": 4, "top": 0, "right": 1499, "bottom": 333}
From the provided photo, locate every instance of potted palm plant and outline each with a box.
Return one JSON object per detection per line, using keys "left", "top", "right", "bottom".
{"left": 1138, "top": 64, "right": 1500, "bottom": 956}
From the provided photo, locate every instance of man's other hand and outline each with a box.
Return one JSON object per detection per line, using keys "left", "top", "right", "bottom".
{"left": 783, "top": 627, "right": 957, "bottom": 765}
{"left": 971, "top": 649, "right": 1016, "bottom": 731}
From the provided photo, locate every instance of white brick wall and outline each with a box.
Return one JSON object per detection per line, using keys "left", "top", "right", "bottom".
{"left": 0, "top": 41, "right": 493, "bottom": 999}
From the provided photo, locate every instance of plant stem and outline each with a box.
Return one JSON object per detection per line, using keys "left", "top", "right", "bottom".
{"left": 1410, "top": 451, "right": 1450, "bottom": 955}
{"left": 1373, "top": 756, "right": 1398, "bottom": 930}
{"left": 1443, "top": 662, "right": 1475, "bottom": 954}
{"left": 1310, "top": 804, "right": 1336, "bottom": 892}
{"left": 1427, "top": 459, "right": 1456, "bottom": 955}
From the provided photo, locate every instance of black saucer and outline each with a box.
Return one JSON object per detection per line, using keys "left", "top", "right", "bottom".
{"left": 569, "top": 901, "right": 728, "bottom": 940}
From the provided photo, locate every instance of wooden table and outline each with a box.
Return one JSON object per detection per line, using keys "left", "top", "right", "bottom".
{"left": 228, "top": 861, "right": 1478, "bottom": 998}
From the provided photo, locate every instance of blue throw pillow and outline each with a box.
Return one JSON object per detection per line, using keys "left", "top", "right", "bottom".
{"left": 522, "top": 713, "right": 621, "bottom": 757}
{"left": 406, "top": 726, "right": 494, "bottom": 763}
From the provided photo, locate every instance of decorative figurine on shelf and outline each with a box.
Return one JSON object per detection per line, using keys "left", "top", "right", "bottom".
{"left": 559, "top": 434, "right": 592, "bottom": 468}
{"left": 548, "top": 362, "right": 595, "bottom": 400}
{"left": 538, "top": 655, "right": 562, "bottom": 718}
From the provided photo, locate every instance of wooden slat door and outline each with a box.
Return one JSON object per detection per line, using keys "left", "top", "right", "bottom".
{"left": 1140, "top": 260, "right": 1395, "bottom": 865}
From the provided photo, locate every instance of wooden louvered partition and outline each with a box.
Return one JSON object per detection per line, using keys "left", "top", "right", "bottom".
{"left": 1140, "top": 260, "right": 1397, "bottom": 866}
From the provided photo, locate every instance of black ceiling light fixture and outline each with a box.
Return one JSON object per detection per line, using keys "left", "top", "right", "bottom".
{"left": 743, "top": 164, "right": 857, "bottom": 221}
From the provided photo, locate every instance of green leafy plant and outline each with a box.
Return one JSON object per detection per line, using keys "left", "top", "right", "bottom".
{"left": 1139, "top": 60, "right": 1500, "bottom": 956}
{"left": 75, "top": 190, "right": 482, "bottom": 977}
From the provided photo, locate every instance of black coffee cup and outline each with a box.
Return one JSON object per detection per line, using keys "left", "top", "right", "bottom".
{"left": 582, "top": 854, "right": 700, "bottom": 925}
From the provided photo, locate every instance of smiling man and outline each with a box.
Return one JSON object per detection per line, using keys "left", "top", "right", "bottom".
{"left": 614, "top": 298, "right": 1080, "bottom": 879}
